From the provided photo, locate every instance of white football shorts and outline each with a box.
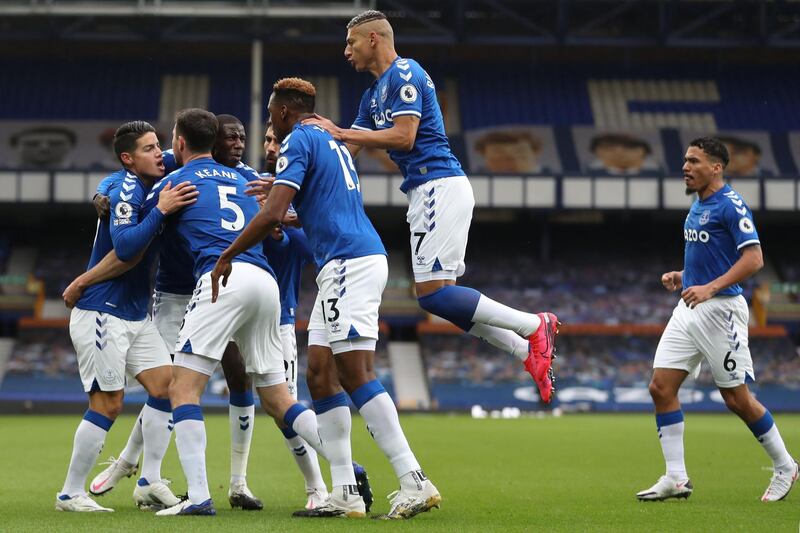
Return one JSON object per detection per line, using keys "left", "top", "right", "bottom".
{"left": 174, "top": 261, "right": 284, "bottom": 376}
{"left": 406, "top": 175, "right": 475, "bottom": 282}
{"left": 308, "top": 254, "right": 387, "bottom": 351}
{"left": 654, "top": 295, "right": 755, "bottom": 388}
{"left": 152, "top": 290, "right": 191, "bottom": 349}
{"left": 70, "top": 308, "right": 171, "bottom": 392}
{"left": 280, "top": 323, "right": 299, "bottom": 398}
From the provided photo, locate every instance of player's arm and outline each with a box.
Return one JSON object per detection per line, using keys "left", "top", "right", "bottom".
{"left": 212, "top": 184, "right": 296, "bottom": 302}
{"left": 681, "top": 245, "right": 763, "bottom": 308}
{"left": 110, "top": 181, "right": 198, "bottom": 261}
{"left": 92, "top": 174, "right": 117, "bottom": 219}
{"left": 62, "top": 248, "right": 145, "bottom": 308}
{"left": 661, "top": 270, "right": 683, "bottom": 291}
{"left": 306, "top": 114, "right": 419, "bottom": 152}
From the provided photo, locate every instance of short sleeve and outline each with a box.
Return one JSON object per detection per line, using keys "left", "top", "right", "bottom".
{"left": 351, "top": 90, "right": 374, "bottom": 131}
{"left": 386, "top": 61, "right": 425, "bottom": 120}
{"left": 722, "top": 195, "right": 760, "bottom": 250}
{"left": 96, "top": 173, "right": 117, "bottom": 196}
{"left": 272, "top": 129, "right": 312, "bottom": 192}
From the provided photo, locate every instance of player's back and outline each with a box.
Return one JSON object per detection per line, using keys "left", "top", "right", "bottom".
{"left": 170, "top": 157, "right": 272, "bottom": 280}
{"left": 146, "top": 157, "right": 261, "bottom": 296}
{"left": 273, "top": 124, "right": 386, "bottom": 268}
{"left": 353, "top": 56, "right": 464, "bottom": 192}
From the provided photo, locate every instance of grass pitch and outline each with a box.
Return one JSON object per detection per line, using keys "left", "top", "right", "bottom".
{"left": 0, "top": 412, "right": 798, "bottom": 532}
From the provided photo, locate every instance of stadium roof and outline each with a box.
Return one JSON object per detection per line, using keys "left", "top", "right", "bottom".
{"left": 1, "top": 0, "right": 799, "bottom": 48}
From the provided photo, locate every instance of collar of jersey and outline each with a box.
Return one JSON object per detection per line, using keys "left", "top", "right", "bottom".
{"left": 698, "top": 183, "right": 730, "bottom": 204}
{"left": 374, "top": 56, "right": 404, "bottom": 86}
{"left": 182, "top": 156, "right": 216, "bottom": 168}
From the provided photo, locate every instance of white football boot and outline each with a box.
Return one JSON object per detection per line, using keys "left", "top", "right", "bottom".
{"left": 133, "top": 479, "right": 181, "bottom": 511}
{"left": 375, "top": 478, "right": 442, "bottom": 520}
{"left": 305, "top": 487, "right": 329, "bottom": 510}
{"left": 55, "top": 493, "right": 114, "bottom": 512}
{"left": 292, "top": 485, "right": 366, "bottom": 518}
{"left": 89, "top": 456, "right": 138, "bottom": 496}
{"left": 761, "top": 461, "right": 799, "bottom": 502}
{"left": 636, "top": 475, "right": 693, "bottom": 501}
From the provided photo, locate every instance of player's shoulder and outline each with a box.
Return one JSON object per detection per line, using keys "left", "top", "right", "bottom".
{"left": 101, "top": 169, "right": 127, "bottom": 185}
{"left": 145, "top": 170, "right": 178, "bottom": 201}
{"left": 110, "top": 170, "right": 145, "bottom": 204}
{"left": 718, "top": 185, "right": 751, "bottom": 215}
{"left": 235, "top": 161, "right": 260, "bottom": 180}
{"left": 292, "top": 123, "right": 330, "bottom": 145}
{"left": 389, "top": 57, "right": 427, "bottom": 82}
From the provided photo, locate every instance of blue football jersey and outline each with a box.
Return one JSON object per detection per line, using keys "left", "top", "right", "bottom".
{"left": 352, "top": 56, "right": 464, "bottom": 193}
{"left": 263, "top": 226, "right": 314, "bottom": 325}
{"left": 96, "top": 173, "right": 118, "bottom": 196}
{"left": 163, "top": 149, "right": 178, "bottom": 175}
{"left": 146, "top": 159, "right": 263, "bottom": 295}
{"left": 168, "top": 157, "right": 273, "bottom": 280}
{"left": 682, "top": 184, "right": 760, "bottom": 296}
{"left": 272, "top": 123, "right": 386, "bottom": 268}
{"left": 77, "top": 170, "right": 163, "bottom": 321}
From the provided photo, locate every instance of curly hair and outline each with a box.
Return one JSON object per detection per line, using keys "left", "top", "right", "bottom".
{"left": 272, "top": 77, "right": 316, "bottom": 112}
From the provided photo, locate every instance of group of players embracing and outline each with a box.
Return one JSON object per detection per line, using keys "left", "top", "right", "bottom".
{"left": 54, "top": 10, "right": 559, "bottom": 519}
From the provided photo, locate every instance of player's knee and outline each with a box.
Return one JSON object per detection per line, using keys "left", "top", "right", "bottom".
{"left": 720, "top": 390, "right": 747, "bottom": 415}
{"left": 648, "top": 379, "right": 671, "bottom": 403}
{"left": 336, "top": 365, "right": 368, "bottom": 394}
{"left": 91, "top": 392, "right": 123, "bottom": 420}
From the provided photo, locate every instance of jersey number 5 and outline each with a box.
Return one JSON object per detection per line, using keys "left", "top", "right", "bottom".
{"left": 328, "top": 140, "right": 359, "bottom": 191}
{"left": 218, "top": 186, "right": 245, "bottom": 231}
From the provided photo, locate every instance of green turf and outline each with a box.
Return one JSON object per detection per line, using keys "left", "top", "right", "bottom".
{"left": 0, "top": 412, "right": 798, "bottom": 532}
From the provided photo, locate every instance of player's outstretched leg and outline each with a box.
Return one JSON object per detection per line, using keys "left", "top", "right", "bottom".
{"left": 57, "top": 399, "right": 120, "bottom": 512}
{"left": 719, "top": 386, "right": 798, "bottom": 502}
{"left": 417, "top": 285, "right": 558, "bottom": 402}
{"left": 280, "top": 338, "right": 329, "bottom": 509}
{"left": 90, "top": 406, "right": 144, "bottom": 497}
{"left": 281, "top": 430, "right": 328, "bottom": 509}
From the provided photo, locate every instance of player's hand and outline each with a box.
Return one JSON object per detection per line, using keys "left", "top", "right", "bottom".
{"left": 661, "top": 271, "right": 682, "bottom": 292}
{"left": 245, "top": 176, "right": 274, "bottom": 197}
{"left": 302, "top": 114, "right": 343, "bottom": 140}
{"left": 210, "top": 255, "right": 233, "bottom": 303}
{"left": 681, "top": 284, "right": 716, "bottom": 309}
{"left": 282, "top": 211, "right": 301, "bottom": 227}
{"left": 93, "top": 194, "right": 110, "bottom": 219}
{"left": 270, "top": 226, "right": 284, "bottom": 241}
{"left": 62, "top": 279, "right": 85, "bottom": 309}
{"left": 156, "top": 181, "right": 199, "bottom": 215}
